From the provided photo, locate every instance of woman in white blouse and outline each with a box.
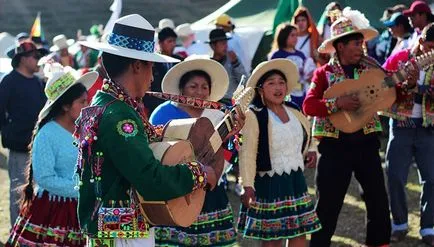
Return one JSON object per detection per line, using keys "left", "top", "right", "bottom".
{"left": 237, "top": 59, "right": 321, "bottom": 247}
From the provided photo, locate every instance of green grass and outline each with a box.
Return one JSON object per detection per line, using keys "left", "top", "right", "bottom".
{"left": 0, "top": 148, "right": 428, "bottom": 246}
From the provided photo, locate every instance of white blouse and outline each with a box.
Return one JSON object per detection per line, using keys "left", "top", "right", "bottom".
{"left": 258, "top": 107, "right": 304, "bottom": 177}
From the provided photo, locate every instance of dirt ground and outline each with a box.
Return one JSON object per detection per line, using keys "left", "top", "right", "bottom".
{"left": 0, "top": 147, "right": 427, "bottom": 246}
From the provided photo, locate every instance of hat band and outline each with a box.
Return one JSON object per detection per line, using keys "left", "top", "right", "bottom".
{"left": 332, "top": 22, "right": 357, "bottom": 37}
{"left": 108, "top": 23, "right": 155, "bottom": 53}
{"left": 108, "top": 33, "right": 155, "bottom": 53}
{"left": 45, "top": 72, "right": 76, "bottom": 101}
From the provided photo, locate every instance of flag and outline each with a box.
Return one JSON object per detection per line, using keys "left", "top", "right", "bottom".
{"left": 30, "top": 12, "right": 45, "bottom": 43}
{"left": 103, "top": 0, "right": 123, "bottom": 35}
{"left": 272, "top": 0, "right": 301, "bottom": 33}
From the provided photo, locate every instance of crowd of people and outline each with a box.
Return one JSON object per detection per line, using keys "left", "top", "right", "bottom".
{"left": 2, "top": 1, "right": 434, "bottom": 246}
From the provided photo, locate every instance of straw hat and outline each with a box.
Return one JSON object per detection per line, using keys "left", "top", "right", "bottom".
{"left": 39, "top": 63, "right": 98, "bottom": 119}
{"left": 50, "top": 34, "right": 75, "bottom": 52}
{"left": 162, "top": 55, "right": 229, "bottom": 101}
{"left": 79, "top": 14, "right": 179, "bottom": 63}
{"left": 246, "top": 59, "right": 299, "bottom": 93}
{"left": 318, "top": 7, "right": 378, "bottom": 54}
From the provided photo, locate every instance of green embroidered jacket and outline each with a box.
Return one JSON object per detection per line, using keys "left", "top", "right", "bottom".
{"left": 77, "top": 92, "right": 198, "bottom": 238}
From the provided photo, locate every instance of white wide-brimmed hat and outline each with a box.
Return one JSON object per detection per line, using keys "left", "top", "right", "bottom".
{"left": 39, "top": 63, "right": 98, "bottom": 119}
{"left": 175, "top": 23, "right": 194, "bottom": 37}
{"left": 79, "top": 14, "right": 179, "bottom": 63}
{"left": 162, "top": 55, "right": 229, "bottom": 101}
{"left": 246, "top": 59, "right": 299, "bottom": 93}
{"left": 50, "top": 34, "right": 75, "bottom": 52}
{"left": 318, "top": 7, "right": 378, "bottom": 54}
{"left": 156, "top": 18, "right": 175, "bottom": 32}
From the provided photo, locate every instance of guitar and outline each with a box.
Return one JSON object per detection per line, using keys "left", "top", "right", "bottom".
{"left": 324, "top": 51, "right": 434, "bottom": 133}
{"left": 136, "top": 87, "right": 254, "bottom": 227}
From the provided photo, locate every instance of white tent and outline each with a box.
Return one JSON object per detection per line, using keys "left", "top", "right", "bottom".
{"left": 189, "top": 0, "right": 269, "bottom": 73}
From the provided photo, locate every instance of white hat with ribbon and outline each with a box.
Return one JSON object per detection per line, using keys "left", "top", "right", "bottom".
{"left": 79, "top": 14, "right": 179, "bottom": 63}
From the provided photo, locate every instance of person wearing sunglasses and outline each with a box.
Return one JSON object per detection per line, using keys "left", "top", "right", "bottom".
{"left": 0, "top": 40, "right": 48, "bottom": 226}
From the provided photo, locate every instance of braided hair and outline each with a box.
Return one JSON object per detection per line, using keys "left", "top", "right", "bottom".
{"left": 20, "top": 83, "right": 87, "bottom": 211}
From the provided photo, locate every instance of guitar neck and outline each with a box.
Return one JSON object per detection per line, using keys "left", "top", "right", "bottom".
{"left": 215, "top": 107, "right": 238, "bottom": 141}
{"left": 391, "top": 50, "right": 434, "bottom": 86}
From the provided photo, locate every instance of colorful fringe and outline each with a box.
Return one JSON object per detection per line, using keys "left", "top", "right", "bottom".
{"left": 155, "top": 205, "right": 237, "bottom": 246}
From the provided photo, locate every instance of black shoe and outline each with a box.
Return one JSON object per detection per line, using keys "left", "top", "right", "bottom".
{"left": 390, "top": 230, "right": 408, "bottom": 242}
{"left": 422, "top": 235, "right": 434, "bottom": 246}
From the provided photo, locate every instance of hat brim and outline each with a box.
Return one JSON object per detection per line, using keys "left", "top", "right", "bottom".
{"left": 38, "top": 71, "right": 99, "bottom": 119}
{"left": 246, "top": 59, "right": 299, "bottom": 94}
{"left": 50, "top": 39, "right": 75, "bottom": 52}
{"left": 403, "top": 9, "right": 413, "bottom": 17}
{"left": 383, "top": 20, "right": 396, "bottom": 27}
{"left": 161, "top": 58, "right": 229, "bottom": 102}
{"left": 79, "top": 41, "right": 179, "bottom": 63}
{"left": 318, "top": 28, "right": 379, "bottom": 54}
{"left": 205, "top": 36, "right": 232, "bottom": 44}
{"left": 10, "top": 47, "right": 49, "bottom": 65}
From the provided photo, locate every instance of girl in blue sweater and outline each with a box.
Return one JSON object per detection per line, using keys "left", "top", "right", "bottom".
{"left": 7, "top": 64, "right": 97, "bottom": 247}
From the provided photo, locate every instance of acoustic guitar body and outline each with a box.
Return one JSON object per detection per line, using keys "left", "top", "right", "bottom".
{"left": 136, "top": 117, "right": 224, "bottom": 227}
{"left": 323, "top": 68, "right": 397, "bottom": 133}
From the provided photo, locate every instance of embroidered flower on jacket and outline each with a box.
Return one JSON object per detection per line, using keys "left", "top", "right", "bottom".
{"left": 117, "top": 119, "right": 138, "bottom": 138}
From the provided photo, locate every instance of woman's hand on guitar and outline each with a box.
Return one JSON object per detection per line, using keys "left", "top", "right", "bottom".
{"left": 241, "top": 186, "right": 256, "bottom": 208}
{"left": 224, "top": 108, "right": 246, "bottom": 142}
{"left": 305, "top": 151, "right": 318, "bottom": 168}
{"left": 204, "top": 166, "right": 217, "bottom": 191}
{"left": 336, "top": 94, "right": 360, "bottom": 111}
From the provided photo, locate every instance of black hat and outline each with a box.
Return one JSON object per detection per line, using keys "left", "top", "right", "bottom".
{"left": 206, "top": 28, "right": 231, "bottom": 44}
{"left": 158, "top": 27, "right": 177, "bottom": 42}
{"left": 8, "top": 41, "right": 48, "bottom": 68}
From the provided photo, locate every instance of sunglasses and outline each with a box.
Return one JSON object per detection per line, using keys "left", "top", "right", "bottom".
{"left": 24, "top": 52, "right": 42, "bottom": 60}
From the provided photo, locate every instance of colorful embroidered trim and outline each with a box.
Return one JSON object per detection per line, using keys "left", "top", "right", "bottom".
{"left": 381, "top": 64, "right": 434, "bottom": 127}
{"left": 146, "top": 91, "right": 227, "bottom": 110}
{"left": 155, "top": 205, "right": 236, "bottom": 246}
{"left": 325, "top": 98, "right": 339, "bottom": 114}
{"left": 116, "top": 119, "right": 138, "bottom": 138}
{"left": 87, "top": 238, "right": 115, "bottom": 247}
{"left": 238, "top": 192, "right": 322, "bottom": 240}
{"left": 193, "top": 205, "right": 233, "bottom": 226}
{"left": 102, "top": 80, "right": 161, "bottom": 143}
{"left": 240, "top": 210, "right": 321, "bottom": 241}
{"left": 186, "top": 161, "right": 207, "bottom": 191}
{"left": 45, "top": 72, "right": 76, "bottom": 101}
{"left": 249, "top": 194, "right": 312, "bottom": 211}
{"left": 97, "top": 206, "right": 149, "bottom": 239}
{"left": 9, "top": 215, "right": 84, "bottom": 245}
{"left": 155, "top": 227, "right": 237, "bottom": 247}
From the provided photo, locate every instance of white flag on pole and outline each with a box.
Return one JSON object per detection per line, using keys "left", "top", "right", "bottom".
{"left": 103, "top": 0, "right": 123, "bottom": 35}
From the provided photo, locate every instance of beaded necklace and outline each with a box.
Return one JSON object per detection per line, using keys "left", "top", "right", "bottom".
{"left": 101, "top": 79, "right": 162, "bottom": 142}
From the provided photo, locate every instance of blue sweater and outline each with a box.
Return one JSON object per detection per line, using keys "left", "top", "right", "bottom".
{"left": 150, "top": 101, "right": 190, "bottom": 125}
{"left": 32, "top": 121, "right": 78, "bottom": 198}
